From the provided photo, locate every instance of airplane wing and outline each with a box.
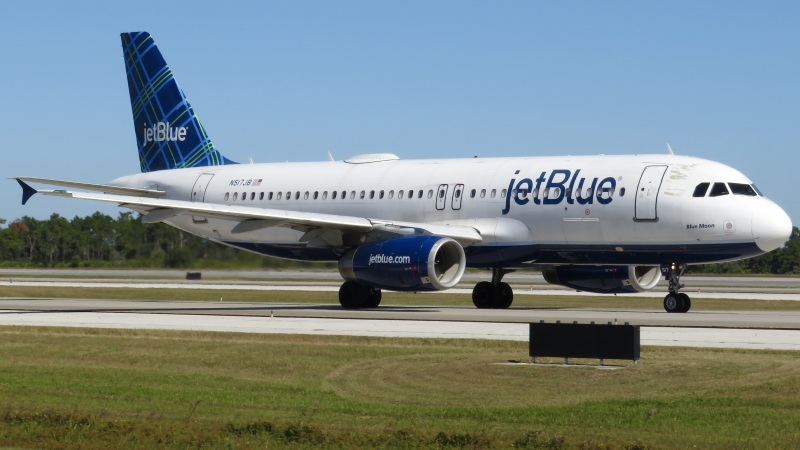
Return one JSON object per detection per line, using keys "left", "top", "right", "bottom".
{"left": 15, "top": 177, "right": 166, "bottom": 203}
{"left": 15, "top": 179, "right": 483, "bottom": 246}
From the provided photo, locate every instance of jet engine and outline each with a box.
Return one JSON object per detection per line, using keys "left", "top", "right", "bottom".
{"left": 338, "top": 236, "right": 466, "bottom": 291}
{"left": 541, "top": 265, "right": 662, "bottom": 294}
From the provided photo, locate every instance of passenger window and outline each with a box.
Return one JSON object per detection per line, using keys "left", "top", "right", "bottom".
{"left": 729, "top": 183, "right": 756, "bottom": 196}
{"left": 379, "top": 190, "right": 385, "bottom": 199}
{"left": 369, "top": 190, "right": 375, "bottom": 199}
{"left": 314, "top": 191, "right": 319, "bottom": 200}
{"left": 360, "top": 190, "right": 366, "bottom": 199}
{"left": 480, "top": 189, "right": 486, "bottom": 198}
{"left": 250, "top": 192, "right": 255, "bottom": 200}
{"left": 620, "top": 187, "right": 626, "bottom": 197}
{"left": 709, "top": 183, "right": 729, "bottom": 197}
{"left": 295, "top": 192, "right": 300, "bottom": 200}
{"left": 693, "top": 182, "right": 710, "bottom": 197}
{"left": 408, "top": 190, "right": 413, "bottom": 199}
{"left": 286, "top": 191, "right": 291, "bottom": 200}
{"left": 350, "top": 191, "right": 356, "bottom": 199}
{"left": 322, "top": 191, "right": 327, "bottom": 200}
{"left": 501, "top": 189, "right": 506, "bottom": 198}
{"left": 233, "top": 192, "right": 238, "bottom": 201}
{"left": 427, "top": 190, "right": 433, "bottom": 199}
{"left": 224, "top": 193, "right": 230, "bottom": 201}
{"left": 332, "top": 191, "right": 337, "bottom": 200}
{"left": 277, "top": 192, "right": 282, "bottom": 200}
{"left": 491, "top": 189, "right": 496, "bottom": 198}
{"left": 399, "top": 190, "right": 404, "bottom": 199}
{"left": 259, "top": 192, "right": 264, "bottom": 200}
{"left": 470, "top": 189, "right": 476, "bottom": 198}
{"left": 418, "top": 190, "right": 424, "bottom": 198}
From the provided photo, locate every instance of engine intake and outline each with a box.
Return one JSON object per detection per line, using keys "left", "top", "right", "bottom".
{"left": 542, "top": 265, "right": 661, "bottom": 294}
{"left": 338, "top": 236, "right": 466, "bottom": 291}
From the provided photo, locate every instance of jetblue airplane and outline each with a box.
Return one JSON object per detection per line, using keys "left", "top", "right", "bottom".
{"left": 16, "top": 32, "right": 793, "bottom": 313}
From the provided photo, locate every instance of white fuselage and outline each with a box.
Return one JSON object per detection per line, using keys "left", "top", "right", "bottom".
{"left": 111, "top": 153, "right": 791, "bottom": 267}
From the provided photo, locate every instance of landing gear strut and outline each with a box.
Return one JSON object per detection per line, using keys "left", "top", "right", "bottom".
{"left": 339, "top": 281, "right": 382, "bottom": 309}
{"left": 472, "top": 268, "right": 515, "bottom": 309}
{"left": 663, "top": 263, "right": 691, "bottom": 313}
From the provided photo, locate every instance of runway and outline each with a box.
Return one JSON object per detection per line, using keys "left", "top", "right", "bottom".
{"left": 1, "top": 298, "right": 799, "bottom": 350}
{"left": 1, "top": 272, "right": 799, "bottom": 350}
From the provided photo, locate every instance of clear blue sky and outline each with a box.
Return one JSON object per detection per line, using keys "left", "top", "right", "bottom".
{"left": 1, "top": 1, "right": 798, "bottom": 227}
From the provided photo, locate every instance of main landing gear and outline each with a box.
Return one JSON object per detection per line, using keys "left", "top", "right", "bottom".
{"left": 663, "top": 263, "right": 691, "bottom": 313}
{"left": 472, "top": 268, "right": 515, "bottom": 309}
{"left": 339, "top": 281, "right": 382, "bottom": 309}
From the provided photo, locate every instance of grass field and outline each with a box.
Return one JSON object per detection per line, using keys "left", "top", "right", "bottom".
{"left": 1, "top": 326, "right": 799, "bottom": 449}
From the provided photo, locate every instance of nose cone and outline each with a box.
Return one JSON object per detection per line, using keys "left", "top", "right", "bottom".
{"left": 752, "top": 200, "right": 793, "bottom": 253}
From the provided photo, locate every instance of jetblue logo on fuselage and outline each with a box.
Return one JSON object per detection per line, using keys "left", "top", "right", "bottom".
{"left": 368, "top": 254, "right": 412, "bottom": 265}
{"left": 143, "top": 122, "right": 187, "bottom": 144}
{"left": 502, "top": 169, "right": 617, "bottom": 215}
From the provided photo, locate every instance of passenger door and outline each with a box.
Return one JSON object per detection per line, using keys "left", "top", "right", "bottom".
{"left": 634, "top": 165, "right": 667, "bottom": 221}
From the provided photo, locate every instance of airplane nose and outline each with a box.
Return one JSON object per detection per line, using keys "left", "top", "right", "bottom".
{"left": 752, "top": 200, "right": 793, "bottom": 253}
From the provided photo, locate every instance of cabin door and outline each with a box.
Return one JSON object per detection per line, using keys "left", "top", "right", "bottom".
{"left": 634, "top": 165, "right": 667, "bottom": 221}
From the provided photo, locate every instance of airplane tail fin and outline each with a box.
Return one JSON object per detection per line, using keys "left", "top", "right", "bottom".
{"left": 121, "top": 32, "right": 237, "bottom": 172}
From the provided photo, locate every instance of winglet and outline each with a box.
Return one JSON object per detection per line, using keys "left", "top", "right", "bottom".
{"left": 16, "top": 179, "right": 37, "bottom": 205}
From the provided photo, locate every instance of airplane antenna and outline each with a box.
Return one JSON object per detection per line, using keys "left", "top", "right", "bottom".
{"left": 248, "top": 157, "right": 254, "bottom": 164}
{"left": 327, "top": 151, "right": 335, "bottom": 161}
{"left": 666, "top": 143, "right": 674, "bottom": 155}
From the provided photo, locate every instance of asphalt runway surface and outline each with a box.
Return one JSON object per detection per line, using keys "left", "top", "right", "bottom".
{"left": 1, "top": 272, "right": 799, "bottom": 350}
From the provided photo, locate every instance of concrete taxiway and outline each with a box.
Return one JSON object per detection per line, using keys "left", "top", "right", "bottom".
{"left": 1, "top": 272, "right": 798, "bottom": 350}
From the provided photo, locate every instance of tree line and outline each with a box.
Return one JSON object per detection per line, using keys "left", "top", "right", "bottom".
{"left": 0, "top": 212, "right": 797, "bottom": 274}
{"left": 0, "top": 212, "right": 322, "bottom": 269}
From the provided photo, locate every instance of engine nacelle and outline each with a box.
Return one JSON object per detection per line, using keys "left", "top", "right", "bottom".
{"left": 541, "top": 265, "right": 661, "bottom": 294}
{"left": 338, "top": 236, "right": 466, "bottom": 291}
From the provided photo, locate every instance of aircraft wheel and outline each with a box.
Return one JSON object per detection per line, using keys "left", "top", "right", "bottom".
{"left": 472, "top": 281, "right": 495, "bottom": 309}
{"left": 494, "top": 282, "right": 514, "bottom": 309}
{"left": 678, "top": 293, "right": 691, "bottom": 313}
{"left": 339, "top": 281, "right": 368, "bottom": 309}
{"left": 663, "top": 293, "right": 681, "bottom": 313}
{"left": 366, "top": 287, "right": 382, "bottom": 308}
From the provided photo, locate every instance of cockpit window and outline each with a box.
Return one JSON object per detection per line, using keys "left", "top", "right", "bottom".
{"left": 709, "top": 183, "right": 729, "bottom": 197}
{"left": 729, "top": 183, "right": 757, "bottom": 196}
{"left": 751, "top": 184, "right": 764, "bottom": 196}
{"left": 692, "top": 182, "right": 710, "bottom": 197}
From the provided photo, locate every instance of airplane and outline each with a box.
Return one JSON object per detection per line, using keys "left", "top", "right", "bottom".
{"left": 15, "top": 31, "right": 793, "bottom": 313}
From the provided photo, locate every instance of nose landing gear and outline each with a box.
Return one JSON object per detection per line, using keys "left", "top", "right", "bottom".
{"left": 663, "top": 263, "right": 691, "bottom": 313}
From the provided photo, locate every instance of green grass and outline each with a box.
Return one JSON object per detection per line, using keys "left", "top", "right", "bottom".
{"left": 0, "top": 327, "right": 799, "bottom": 449}
{"left": 3, "top": 284, "right": 800, "bottom": 311}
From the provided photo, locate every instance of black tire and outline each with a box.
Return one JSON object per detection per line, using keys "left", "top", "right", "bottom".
{"left": 663, "top": 293, "right": 681, "bottom": 313}
{"left": 472, "top": 281, "right": 495, "bottom": 309}
{"left": 494, "top": 282, "right": 514, "bottom": 309}
{"left": 678, "top": 293, "right": 691, "bottom": 313}
{"left": 339, "top": 281, "right": 368, "bottom": 309}
{"left": 365, "top": 287, "right": 382, "bottom": 308}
